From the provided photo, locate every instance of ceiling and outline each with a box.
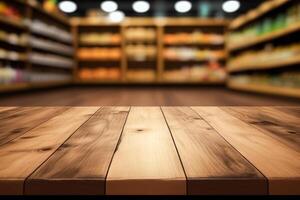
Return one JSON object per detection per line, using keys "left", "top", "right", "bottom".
{"left": 53, "top": 0, "right": 264, "bottom": 18}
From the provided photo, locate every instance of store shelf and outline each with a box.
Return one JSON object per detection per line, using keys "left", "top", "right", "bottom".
{"left": 228, "top": 81, "right": 300, "bottom": 98}
{"left": 162, "top": 18, "right": 230, "bottom": 27}
{"left": 79, "top": 43, "right": 121, "bottom": 47}
{"left": 228, "top": 55, "right": 300, "bottom": 72}
{"left": 0, "top": 17, "right": 26, "bottom": 29}
{"left": 30, "top": 29, "right": 72, "bottom": 45}
{"left": 73, "top": 17, "right": 227, "bottom": 85}
{"left": 0, "top": 37, "right": 27, "bottom": 48}
{"left": 28, "top": 1, "right": 69, "bottom": 26}
{"left": 30, "top": 80, "right": 72, "bottom": 88}
{"left": 228, "top": 22, "right": 300, "bottom": 51}
{"left": 0, "top": 55, "right": 27, "bottom": 62}
{"left": 76, "top": 79, "right": 123, "bottom": 84}
{"left": 0, "top": 83, "right": 29, "bottom": 92}
{"left": 229, "top": 0, "right": 289, "bottom": 30}
{"left": 164, "top": 42, "right": 224, "bottom": 46}
{"left": 165, "top": 57, "right": 226, "bottom": 62}
{"left": 78, "top": 58, "right": 120, "bottom": 62}
{"left": 161, "top": 80, "right": 225, "bottom": 85}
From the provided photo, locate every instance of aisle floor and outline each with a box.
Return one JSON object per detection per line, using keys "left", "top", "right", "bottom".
{"left": 0, "top": 86, "right": 299, "bottom": 106}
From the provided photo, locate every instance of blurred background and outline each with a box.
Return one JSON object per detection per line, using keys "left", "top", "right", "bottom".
{"left": 0, "top": 0, "right": 300, "bottom": 106}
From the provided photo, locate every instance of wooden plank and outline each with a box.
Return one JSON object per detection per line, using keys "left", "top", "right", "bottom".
{"left": 192, "top": 107, "right": 300, "bottom": 195}
{"left": 222, "top": 107, "right": 300, "bottom": 152}
{"left": 106, "top": 107, "right": 186, "bottom": 195}
{"left": 273, "top": 107, "right": 300, "bottom": 119}
{"left": 0, "top": 107, "right": 17, "bottom": 112}
{"left": 26, "top": 107, "right": 130, "bottom": 195}
{"left": 0, "top": 107, "right": 99, "bottom": 195}
{"left": 0, "top": 107, "right": 69, "bottom": 146}
{"left": 162, "top": 107, "right": 267, "bottom": 195}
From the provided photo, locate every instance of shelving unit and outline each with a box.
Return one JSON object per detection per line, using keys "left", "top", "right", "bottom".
{"left": 72, "top": 17, "right": 229, "bottom": 84}
{"left": 123, "top": 19, "right": 159, "bottom": 83}
{"left": 0, "top": 0, "right": 74, "bottom": 93}
{"left": 162, "top": 18, "right": 227, "bottom": 84}
{"left": 73, "top": 18, "right": 123, "bottom": 83}
{"left": 226, "top": 0, "right": 300, "bottom": 98}
{"left": 228, "top": 80, "right": 300, "bottom": 98}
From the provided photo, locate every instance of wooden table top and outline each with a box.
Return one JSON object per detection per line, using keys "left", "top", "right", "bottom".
{"left": 0, "top": 107, "right": 299, "bottom": 195}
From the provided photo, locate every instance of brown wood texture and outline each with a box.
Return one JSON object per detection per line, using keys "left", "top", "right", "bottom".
{"left": 222, "top": 107, "right": 300, "bottom": 152}
{"left": 0, "top": 107, "right": 16, "bottom": 112}
{"left": 106, "top": 107, "right": 186, "bottom": 195}
{"left": 273, "top": 106, "right": 300, "bottom": 119}
{"left": 0, "top": 107, "right": 69, "bottom": 146}
{"left": 26, "top": 107, "right": 129, "bottom": 195}
{"left": 0, "top": 106, "right": 299, "bottom": 195}
{"left": 162, "top": 107, "right": 267, "bottom": 195}
{"left": 192, "top": 107, "right": 300, "bottom": 195}
{"left": 0, "top": 107, "right": 99, "bottom": 195}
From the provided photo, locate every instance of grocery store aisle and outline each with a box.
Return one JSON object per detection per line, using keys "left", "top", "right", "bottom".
{"left": 0, "top": 86, "right": 299, "bottom": 106}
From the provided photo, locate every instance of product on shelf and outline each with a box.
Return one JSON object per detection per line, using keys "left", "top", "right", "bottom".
{"left": 125, "top": 27, "right": 156, "bottom": 42}
{"left": 228, "top": 43, "right": 300, "bottom": 71}
{"left": 43, "top": 0, "right": 58, "bottom": 13}
{"left": 126, "top": 69, "right": 156, "bottom": 81}
{"left": 29, "top": 19, "right": 73, "bottom": 43}
{"left": 228, "top": 2, "right": 300, "bottom": 48}
{"left": 126, "top": 44, "right": 157, "bottom": 61}
{"left": 0, "top": 2, "right": 22, "bottom": 22}
{"left": 164, "top": 48, "right": 225, "bottom": 61}
{"left": 77, "top": 48, "right": 121, "bottom": 60}
{"left": 0, "top": 31, "right": 28, "bottom": 46}
{"left": 80, "top": 33, "right": 121, "bottom": 45}
{"left": 164, "top": 31, "right": 224, "bottom": 45}
{"left": 30, "top": 71, "right": 72, "bottom": 83}
{"left": 0, "top": 63, "right": 27, "bottom": 84}
{"left": 164, "top": 61, "right": 226, "bottom": 82}
{"left": 30, "top": 52, "right": 74, "bottom": 68}
{"left": 79, "top": 67, "right": 121, "bottom": 80}
{"left": 0, "top": 48, "right": 27, "bottom": 61}
{"left": 29, "top": 36, "right": 74, "bottom": 55}
{"left": 230, "top": 71, "right": 300, "bottom": 88}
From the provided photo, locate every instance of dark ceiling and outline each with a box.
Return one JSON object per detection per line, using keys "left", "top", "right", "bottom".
{"left": 53, "top": 0, "right": 264, "bottom": 18}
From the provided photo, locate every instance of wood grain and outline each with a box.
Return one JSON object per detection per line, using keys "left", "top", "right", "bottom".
{"left": 192, "top": 107, "right": 300, "bottom": 195}
{"left": 0, "top": 107, "right": 69, "bottom": 146}
{"left": 162, "top": 107, "right": 267, "bottom": 195}
{"left": 0, "top": 107, "right": 99, "bottom": 195}
{"left": 0, "top": 107, "right": 16, "bottom": 112}
{"left": 222, "top": 107, "right": 300, "bottom": 152}
{"left": 273, "top": 107, "right": 300, "bottom": 119}
{"left": 25, "top": 107, "right": 129, "bottom": 195}
{"left": 106, "top": 107, "right": 186, "bottom": 195}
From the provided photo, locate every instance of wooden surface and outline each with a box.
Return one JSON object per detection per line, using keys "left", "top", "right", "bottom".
{"left": 0, "top": 107, "right": 68, "bottom": 146}
{"left": 26, "top": 107, "right": 129, "bottom": 195}
{"left": 192, "top": 107, "right": 300, "bottom": 195}
{"left": 162, "top": 107, "right": 267, "bottom": 195}
{"left": 0, "top": 107, "right": 98, "bottom": 195}
{"left": 0, "top": 106, "right": 299, "bottom": 195}
{"left": 106, "top": 107, "right": 186, "bottom": 195}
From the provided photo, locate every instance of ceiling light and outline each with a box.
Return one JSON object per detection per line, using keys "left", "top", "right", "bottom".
{"left": 175, "top": 1, "right": 192, "bottom": 13}
{"left": 58, "top": 1, "right": 77, "bottom": 13}
{"left": 132, "top": 1, "right": 150, "bottom": 13}
{"left": 222, "top": 0, "right": 240, "bottom": 13}
{"left": 101, "top": 1, "right": 118, "bottom": 13}
{"left": 108, "top": 11, "right": 125, "bottom": 23}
